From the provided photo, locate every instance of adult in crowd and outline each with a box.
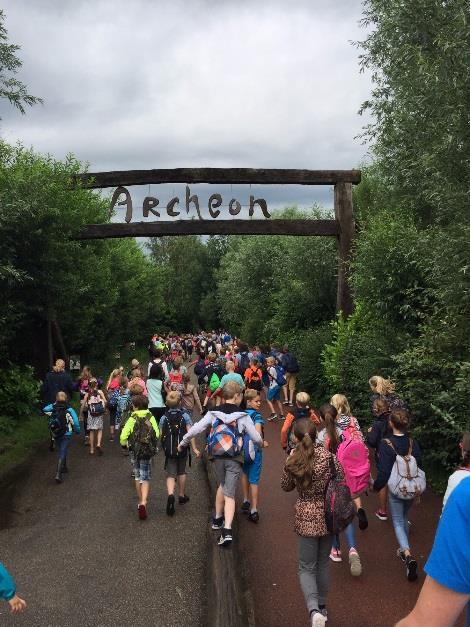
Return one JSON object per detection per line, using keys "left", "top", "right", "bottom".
{"left": 396, "top": 477, "right": 470, "bottom": 627}
{"left": 43, "top": 359, "right": 74, "bottom": 405}
{"left": 280, "top": 345, "right": 300, "bottom": 406}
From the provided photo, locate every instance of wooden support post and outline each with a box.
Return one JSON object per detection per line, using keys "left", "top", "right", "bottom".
{"left": 334, "top": 182, "right": 355, "bottom": 316}
{"left": 47, "top": 315, "right": 54, "bottom": 370}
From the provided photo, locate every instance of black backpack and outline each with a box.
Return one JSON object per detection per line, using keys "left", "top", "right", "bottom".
{"left": 48, "top": 402, "right": 68, "bottom": 438}
{"left": 284, "top": 352, "right": 299, "bottom": 373}
{"left": 161, "top": 409, "right": 188, "bottom": 459}
{"left": 130, "top": 412, "right": 159, "bottom": 460}
{"left": 239, "top": 352, "right": 250, "bottom": 374}
{"left": 194, "top": 360, "right": 206, "bottom": 377}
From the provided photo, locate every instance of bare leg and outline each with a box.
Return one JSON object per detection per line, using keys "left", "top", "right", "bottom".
{"left": 140, "top": 481, "right": 150, "bottom": 506}
{"left": 282, "top": 384, "right": 288, "bottom": 402}
{"left": 379, "top": 487, "right": 388, "bottom": 513}
{"left": 215, "top": 485, "right": 225, "bottom": 518}
{"left": 241, "top": 473, "right": 249, "bottom": 502}
{"left": 177, "top": 474, "right": 187, "bottom": 497}
{"left": 276, "top": 400, "right": 284, "bottom": 416}
{"left": 89, "top": 430, "right": 95, "bottom": 453}
{"left": 267, "top": 399, "right": 276, "bottom": 414}
{"left": 166, "top": 476, "right": 176, "bottom": 496}
{"left": 354, "top": 496, "right": 362, "bottom": 510}
{"left": 135, "top": 481, "right": 142, "bottom": 501}
{"left": 97, "top": 429, "right": 103, "bottom": 448}
{"left": 250, "top": 484, "right": 259, "bottom": 510}
{"left": 224, "top": 496, "right": 236, "bottom": 529}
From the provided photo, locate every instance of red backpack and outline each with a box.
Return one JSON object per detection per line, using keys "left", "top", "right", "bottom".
{"left": 169, "top": 370, "right": 184, "bottom": 392}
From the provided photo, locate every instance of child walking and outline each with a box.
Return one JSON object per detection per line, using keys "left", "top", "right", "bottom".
{"left": 281, "top": 418, "right": 341, "bottom": 626}
{"left": 159, "top": 391, "right": 201, "bottom": 516}
{"left": 120, "top": 394, "right": 160, "bottom": 520}
{"left": 43, "top": 391, "right": 80, "bottom": 483}
{"left": 83, "top": 379, "right": 107, "bottom": 455}
{"left": 241, "top": 389, "right": 267, "bottom": 523}
{"left": 178, "top": 381, "right": 265, "bottom": 547}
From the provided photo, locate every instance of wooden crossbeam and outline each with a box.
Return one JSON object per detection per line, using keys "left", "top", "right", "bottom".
{"left": 76, "top": 168, "right": 361, "bottom": 189}
{"left": 75, "top": 219, "right": 340, "bottom": 240}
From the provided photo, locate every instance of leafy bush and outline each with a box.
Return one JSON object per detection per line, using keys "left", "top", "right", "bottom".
{"left": 0, "top": 365, "right": 40, "bottom": 432}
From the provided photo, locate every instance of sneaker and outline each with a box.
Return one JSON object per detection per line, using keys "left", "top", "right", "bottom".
{"left": 218, "top": 528, "right": 233, "bottom": 547}
{"left": 211, "top": 516, "right": 224, "bottom": 530}
{"left": 406, "top": 556, "right": 418, "bottom": 582}
{"left": 179, "top": 495, "right": 190, "bottom": 504}
{"left": 283, "top": 401, "right": 290, "bottom": 406}
{"left": 397, "top": 549, "right": 407, "bottom": 563}
{"left": 349, "top": 548, "right": 362, "bottom": 576}
{"left": 375, "top": 509, "right": 388, "bottom": 521}
{"left": 138, "top": 504, "right": 147, "bottom": 520}
{"left": 267, "top": 413, "right": 277, "bottom": 422}
{"left": 318, "top": 606, "right": 328, "bottom": 620}
{"left": 248, "top": 511, "right": 260, "bottom": 523}
{"left": 241, "top": 500, "right": 250, "bottom": 514}
{"left": 329, "top": 548, "right": 342, "bottom": 562}
{"left": 166, "top": 494, "right": 175, "bottom": 516}
{"left": 310, "top": 611, "right": 327, "bottom": 626}
{"left": 357, "top": 507, "right": 368, "bottom": 530}
{"left": 278, "top": 414, "right": 286, "bottom": 421}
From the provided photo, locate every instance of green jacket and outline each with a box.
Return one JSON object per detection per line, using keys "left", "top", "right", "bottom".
{"left": 120, "top": 410, "right": 160, "bottom": 447}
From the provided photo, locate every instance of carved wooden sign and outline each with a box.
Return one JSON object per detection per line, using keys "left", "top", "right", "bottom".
{"left": 111, "top": 185, "right": 271, "bottom": 223}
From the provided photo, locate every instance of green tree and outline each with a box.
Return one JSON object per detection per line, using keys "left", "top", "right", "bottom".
{"left": 0, "top": 9, "right": 42, "bottom": 114}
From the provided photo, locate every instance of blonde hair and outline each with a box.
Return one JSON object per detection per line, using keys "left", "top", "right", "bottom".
{"left": 222, "top": 381, "right": 243, "bottom": 400}
{"left": 330, "top": 394, "right": 351, "bottom": 416}
{"left": 129, "top": 383, "right": 144, "bottom": 396}
{"left": 53, "top": 359, "right": 65, "bottom": 373}
{"left": 166, "top": 390, "right": 181, "bottom": 407}
{"left": 369, "top": 376, "right": 396, "bottom": 395}
{"left": 88, "top": 378, "right": 98, "bottom": 390}
{"left": 110, "top": 368, "right": 120, "bottom": 379}
{"left": 56, "top": 391, "right": 67, "bottom": 402}
{"left": 245, "top": 388, "right": 260, "bottom": 402}
{"left": 266, "top": 356, "right": 276, "bottom": 366}
{"left": 296, "top": 392, "right": 310, "bottom": 407}
{"left": 225, "top": 360, "right": 235, "bottom": 372}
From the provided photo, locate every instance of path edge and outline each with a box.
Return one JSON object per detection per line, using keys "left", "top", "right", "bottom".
{"left": 203, "top": 454, "right": 257, "bottom": 627}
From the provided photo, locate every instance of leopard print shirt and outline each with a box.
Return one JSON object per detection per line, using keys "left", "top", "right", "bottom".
{"left": 281, "top": 445, "right": 343, "bottom": 537}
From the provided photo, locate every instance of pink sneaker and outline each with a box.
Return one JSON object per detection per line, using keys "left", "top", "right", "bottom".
{"left": 329, "top": 547, "right": 342, "bottom": 562}
{"left": 375, "top": 509, "right": 388, "bottom": 521}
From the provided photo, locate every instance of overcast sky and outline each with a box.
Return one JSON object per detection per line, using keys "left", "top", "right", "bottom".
{"left": 0, "top": 0, "right": 372, "bottom": 213}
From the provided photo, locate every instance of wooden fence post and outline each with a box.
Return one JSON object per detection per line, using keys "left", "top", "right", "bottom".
{"left": 334, "top": 182, "right": 355, "bottom": 316}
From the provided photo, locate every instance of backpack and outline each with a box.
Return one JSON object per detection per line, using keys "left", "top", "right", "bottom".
{"left": 161, "top": 409, "right": 187, "bottom": 459}
{"left": 108, "top": 388, "right": 120, "bottom": 410}
{"left": 324, "top": 456, "right": 355, "bottom": 534}
{"left": 336, "top": 437, "right": 371, "bottom": 497}
{"left": 238, "top": 352, "right": 250, "bottom": 374}
{"left": 130, "top": 412, "right": 159, "bottom": 460}
{"left": 169, "top": 369, "right": 184, "bottom": 392}
{"left": 244, "top": 408, "right": 263, "bottom": 463}
{"left": 270, "top": 364, "right": 286, "bottom": 387}
{"left": 48, "top": 403, "right": 68, "bottom": 438}
{"left": 209, "top": 371, "right": 221, "bottom": 392}
{"left": 88, "top": 393, "right": 105, "bottom": 417}
{"left": 284, "top": 353, "right": 299, "bottom": 374}
{"left": 208, "top": 416, "right": 243, "bottom": 458}
{"left": 385, "top": 439, "right": 426, "bottom": 500}
{"left": 194, "top": 360, "right": 205, "bottom": 377}
{"left": 245, "top": 367, "right": 263, "bottom": 391}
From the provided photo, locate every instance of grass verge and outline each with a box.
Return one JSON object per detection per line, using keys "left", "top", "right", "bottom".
{"left": 0, "top": 414, "right": 49, "bottom": 479}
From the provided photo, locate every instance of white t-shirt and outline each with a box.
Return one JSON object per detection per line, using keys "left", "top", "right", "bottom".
{"left": 443, "top": 468, "right": 470, "bottom": 509}
{"left": 268, "top": 366, "right": 278, "bottom": 389}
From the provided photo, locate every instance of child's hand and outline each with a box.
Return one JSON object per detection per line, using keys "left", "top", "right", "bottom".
{"left": 367, "top": 427, "right": 372, "bottom": 432}
{"left": 9, "top": 595, "right": 27, "bottom": 614}
{"left": 262, "top": 440, "right": 269, "bottom": 448}
{"left": 193, "top": 448, "right": 201, "bottom": 458}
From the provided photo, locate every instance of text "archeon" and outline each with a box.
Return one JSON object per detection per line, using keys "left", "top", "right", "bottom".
{"left": 111, "top": 185, "right": 271, "bottom": 223}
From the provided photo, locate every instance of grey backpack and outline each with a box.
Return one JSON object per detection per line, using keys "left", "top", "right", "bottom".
{"left": 385, "top": 439, "right": 426, "bottom": 500}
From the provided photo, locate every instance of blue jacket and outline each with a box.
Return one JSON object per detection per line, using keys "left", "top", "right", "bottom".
{"left": 43, "top": 403, "right": 80, "bottom": 437}
{"left": 374, "top": 433, "right": 422, "bottom": 492}
{"left": 0, "top": 563, "right": 16, "bottom": 601}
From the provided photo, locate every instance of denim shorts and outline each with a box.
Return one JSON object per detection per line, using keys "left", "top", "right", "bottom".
{"left": 133, "top": 458, "right": 152, "bottom": 482}
{"left": 267, "top": 385, "right": 281, "bottom": 401}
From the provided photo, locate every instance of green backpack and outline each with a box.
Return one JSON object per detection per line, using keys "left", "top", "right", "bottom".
{"left": 209, "top": 371, "right": 221, "bottom": 392}
{"left": 130, "top": 412, "right": 159, "bottom": 460}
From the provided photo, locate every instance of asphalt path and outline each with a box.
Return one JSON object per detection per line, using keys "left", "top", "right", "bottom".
{"left": 239, "top": 406, "right": 467, "bottom": 627}
{"left": 0, "top": 420, "right": 210, "bottom": 627}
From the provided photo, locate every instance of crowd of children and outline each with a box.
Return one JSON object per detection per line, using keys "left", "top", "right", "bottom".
{"left": 2, "top": 332, "right": 466, "bottom": 625}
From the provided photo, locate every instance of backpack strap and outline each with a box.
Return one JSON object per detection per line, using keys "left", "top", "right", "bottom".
{"left": 407, "top": 438, "right": 413, "bottom": 457}
{"left": 384, "top": 438, "right": 397, "bottom": 453}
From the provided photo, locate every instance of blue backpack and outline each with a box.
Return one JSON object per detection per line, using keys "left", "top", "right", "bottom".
{"left": 274, "top": 364, "right": 286, "bottom": 386}
{"left": 108, "top": 388, "right": 120, "bottom": 409}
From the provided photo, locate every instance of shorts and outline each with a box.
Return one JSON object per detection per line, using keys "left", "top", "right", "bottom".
{"left": 285, "top": 372, "right": 297, "bottom": 393}
{"left": 213, "top": 458, "right": 242, "bottom": 498}
{"left": 206, "top": 388, "right": 221, "bottom": 399}
{"left": 109, "top": 406, "right": 117, "bottom": 427}
{"left": 133, "top": 458, "right": 152, "bottom": 483}
{"left": 243, "top": 452, "right": 263, "bottom": 485}
{"left": 267, "top": 385, "right": 281, "bottom": 402}
{"left": 165, "top": 456, "right": 188, "bottom": 478}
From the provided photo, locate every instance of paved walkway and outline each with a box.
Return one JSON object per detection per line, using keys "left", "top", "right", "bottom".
{"left": 239, "top": 408, "right": 467, "bottom": 627}
{"left": 0, "top": 425, "right": 210, "bottom": 627}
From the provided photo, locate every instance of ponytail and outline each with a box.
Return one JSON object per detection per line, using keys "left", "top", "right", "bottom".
{"left": 285, "top": 418, "right": 317, "bottom": 491}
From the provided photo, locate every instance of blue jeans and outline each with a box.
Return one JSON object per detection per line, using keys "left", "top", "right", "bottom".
{"left": 388, "top": 492, "right": 413, "bottom": 551}
{"left": 55, "top": 436, "right": 70, "bottom": 462}
{"left": 332, "top": 521, "right": 356, "bottom": 550}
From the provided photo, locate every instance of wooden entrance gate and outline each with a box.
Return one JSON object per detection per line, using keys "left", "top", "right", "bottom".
{"left": 76, "top": 168, "right": 360, "bottom": 315}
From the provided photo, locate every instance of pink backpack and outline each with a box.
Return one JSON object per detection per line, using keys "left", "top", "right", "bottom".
{"left": 337, "top": 436, "right": 370, "bottom": 497}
